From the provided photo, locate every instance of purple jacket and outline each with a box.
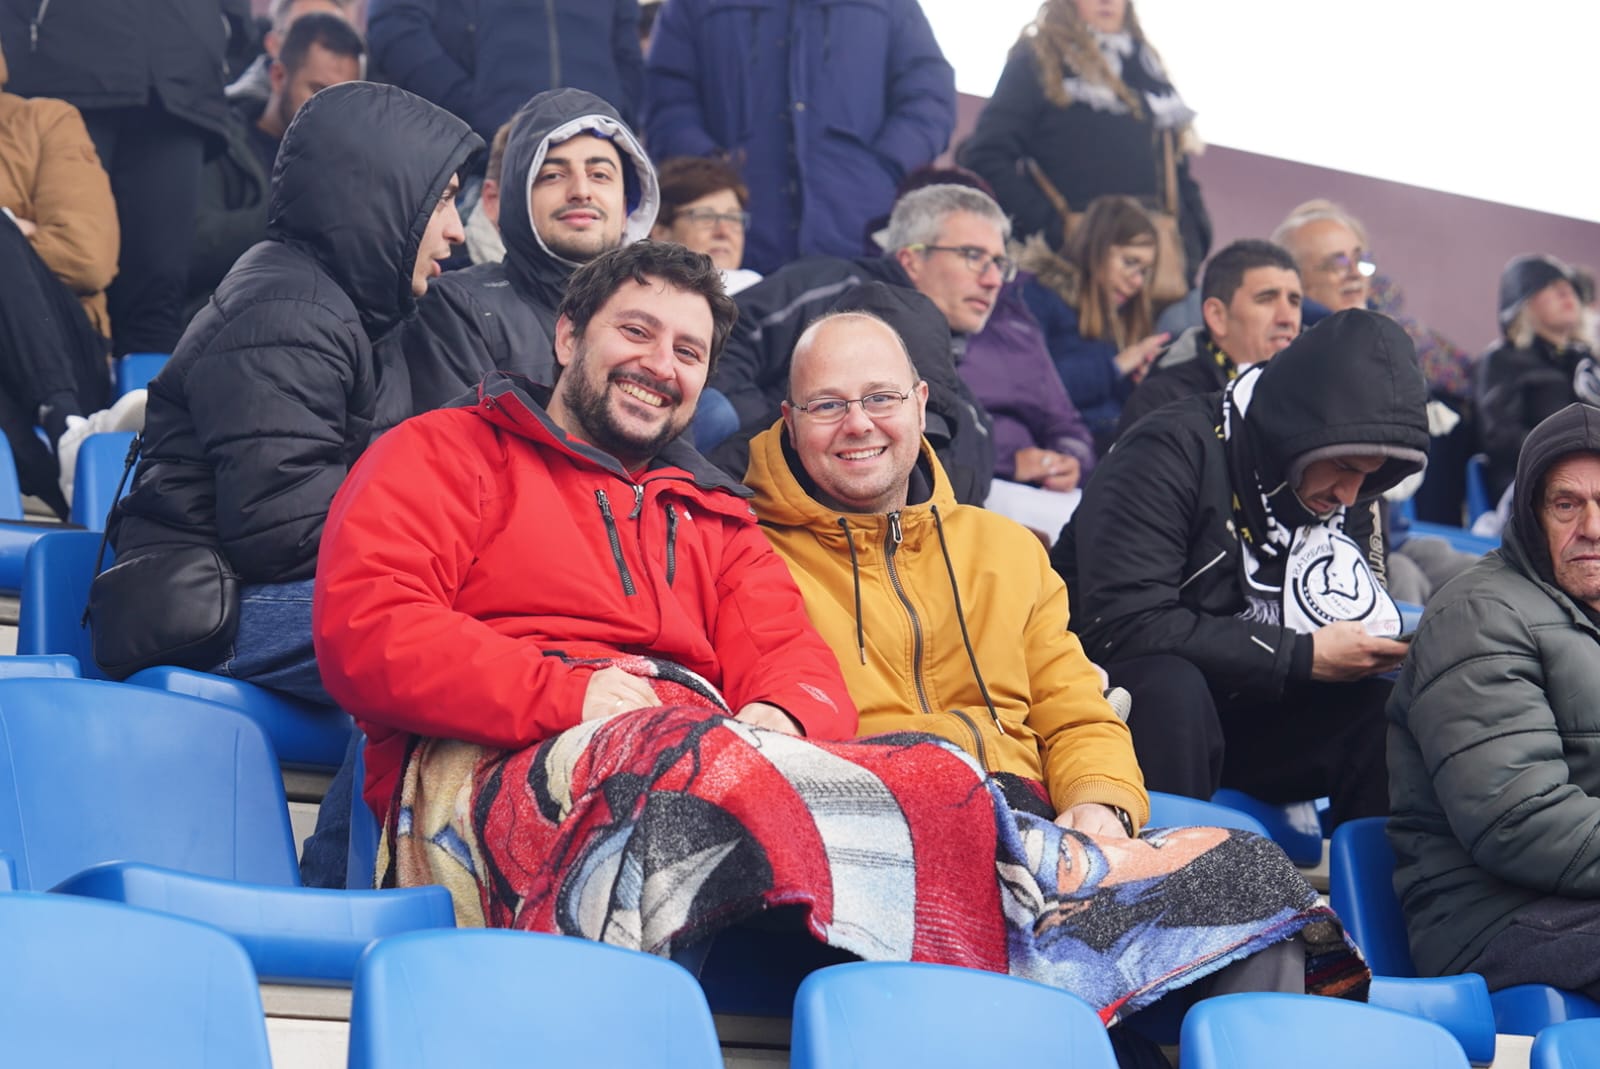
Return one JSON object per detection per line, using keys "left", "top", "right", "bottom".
{"left": 958, "top": 276, "right": 1096, "bottom": 482}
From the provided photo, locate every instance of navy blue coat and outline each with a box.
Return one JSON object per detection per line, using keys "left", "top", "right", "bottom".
{"left": 645, "top": 0, "right": 955, "bottom": 273}
{"left": 367, "top": 0, "right": 644, "bottom": 140}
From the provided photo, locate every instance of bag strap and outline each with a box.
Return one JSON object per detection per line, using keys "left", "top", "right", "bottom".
{"left": 81, "top": 432, "right": 142, "bottom": 628}
{"left": 1160, "top": 129, "right": 1180, "bottom": 217}
{"left": 1022, "top": 157, "right": 1075, "bottom": 247}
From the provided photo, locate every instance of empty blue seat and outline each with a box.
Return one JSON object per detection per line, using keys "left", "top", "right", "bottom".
{"left": 0, "top": 677, "right": 453, "bottom": 984}
{"left": 1211, "top": 788, "right": 1324, "bottom": 866}
{"left": 16, "top": 529, "right": 105, "bottom": 677}
{"left": 0, "top": 432, "right": 23, "bottom": 519}
{"left": 115, "top": 352, "right": 168, "bottom": 397}
{"left": 790, "top": 961, "right": 1117, "bottom": 1069}
{"left": 1330, "top": 817, "right": 1600, "bottom": 1036}
{"left": 0, "top": 893, "right": 273, "bottom": 1068}
{"left": 1181, "top": 992, "right": 1469, "bottom": 1068}
{"left": 68, "top": 430, "right": 136, "bottom": 531}
{"left": 127, "top": 665, "right": 353, "bottom": 770}
{"left": 348, "top": 929, "right": 723, "bottom": 1068}
{"left": 1530, "top": 1017, "right": 1600, "bottom": 1069}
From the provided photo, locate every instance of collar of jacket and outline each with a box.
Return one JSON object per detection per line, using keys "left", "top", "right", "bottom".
{"left": 473, "top": 371, "right": 756, "bottom": 512}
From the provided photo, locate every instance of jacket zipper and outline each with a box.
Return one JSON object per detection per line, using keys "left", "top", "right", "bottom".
{"left": 949, "top": 709, "right": 991, "bottom": 770}
{"left": 1178, "top": 549, "right": 1228, "bottom": 591}
{"left": 30, "top": 0, "right": 50, "bottom": 50}
{"left": 664, "top": 504, "right": 679, "bottom": 586}
{"left": 884, "top": 512, "right": 932, "bottom": 715}
{"left": 594, "top": 489, "right": 636, "bottom": 596}
{"left": 545, "top": 0, "right": 561, "bottom": 89}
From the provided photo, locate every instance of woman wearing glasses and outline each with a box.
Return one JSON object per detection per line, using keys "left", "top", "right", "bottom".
{"left": 650, "top": 156, "right": 763, "bottom": 295}
{"left": 957, "top": 0, "right": 1210, "bottom": 285}
{"left": 1019, "top": 195, "right": 1169, "bottom": 452}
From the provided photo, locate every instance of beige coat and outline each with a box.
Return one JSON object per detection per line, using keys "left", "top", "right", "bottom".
{"left": 0, "top": 41, "right": 118, "bottom": 338}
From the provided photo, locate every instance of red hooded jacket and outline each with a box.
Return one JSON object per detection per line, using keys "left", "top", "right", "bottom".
{"left": 314, "top": 376, "right": 858, "bottom": 816}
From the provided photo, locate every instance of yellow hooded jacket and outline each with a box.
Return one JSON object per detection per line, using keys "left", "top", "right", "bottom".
{"left": 746, "top": 421, "right": 1148, "bottom": 829}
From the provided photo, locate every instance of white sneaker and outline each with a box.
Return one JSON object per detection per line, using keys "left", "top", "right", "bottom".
{"left": 56, "top": 388, "right": 147, "bottom": 508}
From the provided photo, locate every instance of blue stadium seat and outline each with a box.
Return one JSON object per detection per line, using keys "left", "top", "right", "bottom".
{"left": 1530, "top": 1017, "right": 1600, "bottom": 1069}
{"left": 0, "top": 654, "right": 80, "bottom": 678}
{"left": 0, "top": 432, "right": 23, "bottom": 519}
{"left": 68, "top": 430, "right": 136, "bottom": 531}
{"left": 348, "top": 733, "right": 378, "bottom": 890}
{"left": 1466, "top": 453, "right": 1493, "bottom": 527}
{"left": 0, "top": 677, "right": 453, "bottom": 984}
{"left": 1210, "top": 789, "right": 1324, "bottom": 867}
{"left": 126, "top": 666, "right": 353, "bottom": 771}
{"left": 1330, "top": 817, "right": 1600, "bottom": 1036}
{"left": 1181, "top": 992, "right": 1469, "bottom": 1068}
{"left": 348, "top": 929, "right": 723, "bottom": 1068}
{"left": 1367, "top": 975, "right": 1497, "bottom": 1065}
{"left": 16, "top": 530, "right": 106, "bottom": 677}
{"left": 0, "top": 893, "right": 273, "bottom": 1068}
{"left": 0, "top": 851, "right": 13, "bottom": 890}
{"left": 790, "top": 961, "right": 1117, "bottom": 1069}
{"left": 115, "top": 352, "right": 168, "bottom": 397}
{"left": 1149, "top": 790, "right": 1271, "bottom": 835}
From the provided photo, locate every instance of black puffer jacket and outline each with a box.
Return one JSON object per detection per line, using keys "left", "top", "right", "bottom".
{"left": 402, "top": 87, "right": 658, "bottom": 411}
{"left": 0, "top": 0, "right": 239, "bottom": 141}
{"left": 1055, "top": 309, "right": 1429, "bottom": 701}
{"left": 1475, "top": 334, "right": 1599, "bottom": 500}
{"left": 707, "top": 255, "right": 995, "bottom": 504}
{"left": 110, "top": 82, "right": 482, "bottom": 583}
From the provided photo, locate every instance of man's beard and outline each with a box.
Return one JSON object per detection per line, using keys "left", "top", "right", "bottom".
{"left": 560, "top": 348, "right": 689, "bottom": 466}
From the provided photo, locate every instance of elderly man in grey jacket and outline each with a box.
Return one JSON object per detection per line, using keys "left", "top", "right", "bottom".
{"left": 1390, "top": 401, "right": 1600, "bottom": 995}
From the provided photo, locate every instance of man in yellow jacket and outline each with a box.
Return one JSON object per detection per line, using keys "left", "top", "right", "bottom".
{"left": 745, "top": 307, "right": 1149, "bottom": 836}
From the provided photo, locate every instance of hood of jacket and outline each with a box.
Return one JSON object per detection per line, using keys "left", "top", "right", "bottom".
{"left": 1505, "top": 402, "right": 1600, "bottom": 586}
{"left": 266, "top": 82, "right": 482, "bottom": 339}
{"left": 746, "top": 419, "right": 951, "bottom": 537}
{"left": 474, "top": 371, "right": 752, "bottom": 508}
{"left": 499, "top": 88, "right": 659, "bottom": 305}
{"left": 1243, "top": 307, "right": 1430, "bottom": 502}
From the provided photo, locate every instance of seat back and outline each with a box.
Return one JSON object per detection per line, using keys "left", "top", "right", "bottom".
{"left": 1181, "top": 992, "right": 1469, "bottom": 1069}
{"left": 69, "top": 431, "right": 136, "bottom": 531}
{"left": 0, "top": 432, "right": 23, "bottom": 519}
{"left": 1466, "top": 453, "right": 1493, "bottom": 527}
{"left": 16, "top": 530, "right": 106, "bottom": 678}
{"left": 1529, "top": 1015, "right": 1600, "bottom": 1068}
{"left": 115, "top": 352, "right": 169, "bottom": 397}
{"left": 0, "top": 894, "right": 272, "bottom": 1068}
{"left": 1211, "top": 788, "right": 1325, "bottom": 866}
{"left": 0, "top": 654, "right": 80, "bottom": 678}
{"left": 347, "top": 733, "right": 379, "bottom": 890}
{"left": 1328, "top": 817, "right": 1416, "bottom": 977}
{"left": 347, "top": 929, "right": 722, "bottom": 1068}
{"left": 790, "top": 961, "right": 1117, "bottom": 1069}
{"left": 0, "top": 677, "right": 300, "bottom": 890}
{"left": 1148, "top": 791, "right": 1271, "bottom": 836}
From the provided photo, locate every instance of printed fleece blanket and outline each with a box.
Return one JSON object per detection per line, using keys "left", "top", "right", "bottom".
{"left": 375, "top": 656, "right": 1366, "bottom": 1022}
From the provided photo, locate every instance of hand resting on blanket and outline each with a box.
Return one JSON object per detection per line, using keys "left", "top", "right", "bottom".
{"left": 1055, "top": 802, "right": 1131, "bottom": 838}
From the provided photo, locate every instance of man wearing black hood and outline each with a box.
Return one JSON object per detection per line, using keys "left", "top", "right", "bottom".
{"left": 1390, "top": 402, "right": 1600, "bottom": 995}
{"left": 400, "top": 87, "right": 659, "bottom": 411}
{"left": 1055, "top": 309, "right": 1430, "bottom": 825}
{"left": 102, "top": 81, "right": 481, "bottom": 703}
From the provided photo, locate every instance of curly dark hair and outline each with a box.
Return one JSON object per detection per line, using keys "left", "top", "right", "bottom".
{"left": 557, "top": 241, "right": 739, "bottom": 371}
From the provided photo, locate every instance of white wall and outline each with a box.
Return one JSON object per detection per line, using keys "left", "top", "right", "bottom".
{"left": 922, "top": 0, "right": 1600, "bottom": 224}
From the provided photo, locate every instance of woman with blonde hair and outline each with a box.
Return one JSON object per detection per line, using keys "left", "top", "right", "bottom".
{"left": 960, "top": 0, "right": 1211, "bottom": 282}
{"left": 1021, "top": 194, "right": 1169, "bottom": 451}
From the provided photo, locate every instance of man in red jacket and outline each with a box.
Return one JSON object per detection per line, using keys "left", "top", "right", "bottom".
{"left": 314, "top": 239, "right": 857, "bottom": 828}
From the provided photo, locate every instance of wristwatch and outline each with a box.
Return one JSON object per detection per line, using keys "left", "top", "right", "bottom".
{"left": 1109, "top": 805, "right": 1136, "bottom": 837}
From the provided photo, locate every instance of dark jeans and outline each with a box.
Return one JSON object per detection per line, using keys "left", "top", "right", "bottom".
{"left": 1108, "top": 654, "right": 1225, "bottom": 800}
{"left": 83, "top": 103, "right": 206, "bottom": 357}
{"left": 0, "top": 214, "right": 110, "bottom": 515}
{"left": 1214, "top": 675, "right": 1392, "bottom": 829}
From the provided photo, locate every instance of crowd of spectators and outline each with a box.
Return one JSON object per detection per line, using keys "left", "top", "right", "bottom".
{"left": 3, "top": 0, "right": 1599, "bottom": 1041}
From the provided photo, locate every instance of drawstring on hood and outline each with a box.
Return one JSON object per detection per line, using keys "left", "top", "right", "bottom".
{"left": 838, "top": 517, "right": 866, "bottom": 664}
{"left": 931, "top": 504, "right": 1003, "bottom": 731}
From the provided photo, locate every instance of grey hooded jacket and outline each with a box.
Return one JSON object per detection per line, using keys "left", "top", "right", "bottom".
{"left": 400, "top": 87, "right": 658, "bottom": 409}
{"left": 1389, "top": 402, "right": 1600, "bottom": 977}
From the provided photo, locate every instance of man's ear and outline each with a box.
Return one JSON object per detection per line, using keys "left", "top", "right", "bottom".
{"left": 269, "top": 58, "right": 287, "bottom": 95}
{"left": 913, "top": 378, "right": 930, "bottom": 433}
{"left": 894, "top": 246, "right": 919, "bottom": 281}
{"left": 554, "top": 314, "right": 578, "bottom": 368}
{"left": 1201, "top": 295, "right": 1228, "bottom": 341}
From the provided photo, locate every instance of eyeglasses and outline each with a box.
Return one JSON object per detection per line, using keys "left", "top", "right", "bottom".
{"left": 906, "top": 244, "right": 1017, "bottom": 284}
{"left": 789, "top": 389, "right": 917, "bottom": 424}
{"left": 678, "top": 208, "right": 750, "bottom": 231}
{"left": 1317, "top": 251, "right": 1377, "bottom": 279}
